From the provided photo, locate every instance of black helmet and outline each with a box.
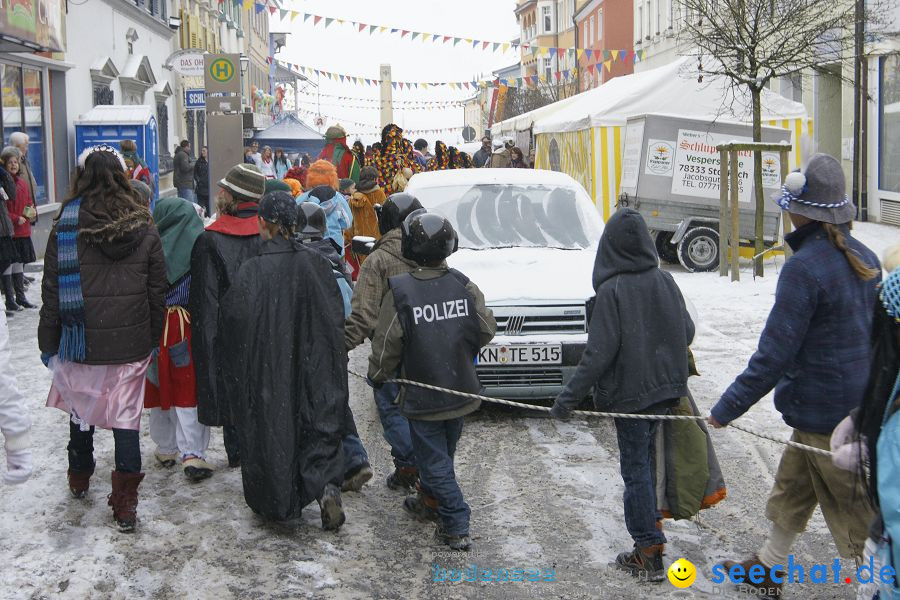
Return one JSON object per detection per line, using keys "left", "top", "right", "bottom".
{"left": 379, "top": 192, "right": 424, "bottom": 235}
{"left": 401, "top": 213, "right": 458, "bottom": 265}
{"left": 296, "top": 202, "right": 327, "bottom": 240}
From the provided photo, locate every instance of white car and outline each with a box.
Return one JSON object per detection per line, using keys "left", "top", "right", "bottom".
{"left": 404, "top": 168, "right": 601, "bottom": 401}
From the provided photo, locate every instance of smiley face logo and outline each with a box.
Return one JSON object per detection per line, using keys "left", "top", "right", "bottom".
{"left": 668, "top": 558, "right": 697, "bottom": 588}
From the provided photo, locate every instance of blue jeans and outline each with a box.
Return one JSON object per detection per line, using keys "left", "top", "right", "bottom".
{"left": 342, "top": 405, "right": 369, "bottom": 473}
{"left": 374, "top": 382, "right": 415, "bottom": 468}
{"left": 614, "top": 417, "right": 666, "bottom": 548}
{"left": 409, "top": 417, "right": 470, "bottom": 536}
{"left": 177, "top": 188, "right": 197, "bottom": 203}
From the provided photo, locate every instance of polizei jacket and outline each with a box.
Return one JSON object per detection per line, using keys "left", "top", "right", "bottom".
{"left": 368, "top": 267, "right": 496, "bottom": 420}
{"left": 552, "top": 208, "right": 695, "bottom": 416}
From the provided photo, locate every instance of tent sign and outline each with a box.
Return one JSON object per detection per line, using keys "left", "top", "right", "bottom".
{"left": 671, "top": 129, "right": 752, "bottom": 203}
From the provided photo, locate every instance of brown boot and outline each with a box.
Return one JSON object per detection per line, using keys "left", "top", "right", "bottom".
{"left": 386, "top": 466, "right": 418, "bottom": 491}
{"left": 67, "top": 466, "right": 94, "bottom": 499}
{"left": 107, "top": 471, "right": 145, "bottom": 533}
{"left": 615, "top": 544, "right": 665, "bottom": 582}
{"left": 721, "top": 556, "right": 784, "bottom": 598}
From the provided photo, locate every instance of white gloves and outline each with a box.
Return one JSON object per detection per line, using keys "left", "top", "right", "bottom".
{"left": 4, "top": 447, "right": 33, "bottom": 484}
{"left": 830, "top": 415, "right": 866, "bottom": 472}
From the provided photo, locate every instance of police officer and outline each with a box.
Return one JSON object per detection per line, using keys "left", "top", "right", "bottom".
{"left": 346, "top": 193, "right": 429, "bottom": 491}
{"left": 368, "top": 212, "right": 496, "bottom": 551}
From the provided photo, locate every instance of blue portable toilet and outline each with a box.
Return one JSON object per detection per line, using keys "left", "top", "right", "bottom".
{"left": 74, "top": 105, "right": 159, "bottom": 207}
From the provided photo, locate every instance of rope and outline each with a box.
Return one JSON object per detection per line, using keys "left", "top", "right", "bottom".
{"left": 347, "top": 369, "right": 833, "bottom": 458}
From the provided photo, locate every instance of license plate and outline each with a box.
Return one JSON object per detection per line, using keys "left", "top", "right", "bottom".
{"left": 477, "top": 344, "right": 562, "bottom": 366}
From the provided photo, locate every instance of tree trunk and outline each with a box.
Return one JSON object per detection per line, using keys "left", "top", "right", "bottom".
{"left": 752, "top": 86, "right": 765, "bottom": 277}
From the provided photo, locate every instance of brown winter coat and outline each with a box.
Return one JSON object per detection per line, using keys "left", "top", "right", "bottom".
{"left": 38, "top": 197, "right": 168, "bottom": 365}
{"left": 343, "top": 187, "right": 384, "bottom": 253}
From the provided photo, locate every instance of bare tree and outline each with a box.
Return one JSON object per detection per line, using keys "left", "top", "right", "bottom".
{"left": 676, "top": 0, "right": 891, "bottom": 271}
{"left": 500, "top": 79, "right": 577, "bottom": 121}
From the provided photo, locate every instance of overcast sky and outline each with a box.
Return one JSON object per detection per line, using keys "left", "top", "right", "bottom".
{"left": 273, "top": 0, "right": 520, "bottom": 146}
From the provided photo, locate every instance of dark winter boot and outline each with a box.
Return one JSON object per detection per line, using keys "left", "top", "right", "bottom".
{"left": 12, "top": 273, "right": 35, "bottom": 308}
{"left": 67, "top": 465, "right": 95, "bottom": 499}
{"left": 614, "top": 544, "right": 665, "bottom": 582}
{"left": 386, "top": 466, "right": 418, "bottom": 491}
{"left": 434, "top": 524, "right": 471, "bottom": 551}
{"left": 341, "top": 463, "right": 373, "bottom": 492}
{"left": 107, "top": 471, "right": 145, "bottom": 532}
{"left": 721, "top": 556, "right": 784, "bottom": 598}
{"left": 1, "top": 275, "right": 21, "bottom": 313}
{"left": 317, "top": 484, "right": 346, "bottom": 531}
{"left": 403, "top": 493, "right": 440, "bottom": 523}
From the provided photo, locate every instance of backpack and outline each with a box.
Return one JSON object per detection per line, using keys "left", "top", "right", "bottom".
{"left": 876, "top": 370, "right": 900, "bottom": 596}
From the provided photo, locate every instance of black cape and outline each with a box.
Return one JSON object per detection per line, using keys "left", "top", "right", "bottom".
{"left": 220, "top": 236, "right": 348, "bottom": 520}
{"left": 189, "top": 220, "right": 260, "bottom": 426}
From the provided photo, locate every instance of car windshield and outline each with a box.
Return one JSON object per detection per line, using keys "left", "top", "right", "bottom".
{"left": 415, "top": 184, "right": 601, "bottom": 250}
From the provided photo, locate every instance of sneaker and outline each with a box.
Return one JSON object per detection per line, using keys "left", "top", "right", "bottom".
{"left": 434, "top": 524, "right": 471, "bottom": 551}
{"left": 614, "top": 544, "right": 665, "bottom": 582}
{"left": 183, "top": 456, "right": 213, "bottom": 482}
{"left": 721, "top": 556, "right": 784, "bottom": 598}
{"left": 342, "top": 463, "right": 373, "bottom": 492}
{"left": 154, "top": 450, "right": 178, "bottom": 468}
{"left": 318, "top": 484, "right": 346, "bottom": 531}
{"left": 403, "top": 494, "right": 440, "bottom": 523}
{"left": 386, "top": 466, "right": 418, "bottom": 491}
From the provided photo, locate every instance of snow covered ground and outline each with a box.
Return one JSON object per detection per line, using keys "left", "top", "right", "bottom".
{"left": 0, "top": 222, "right": 895, "bottom": 599}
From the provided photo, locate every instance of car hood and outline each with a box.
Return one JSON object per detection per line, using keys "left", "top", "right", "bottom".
{"left": 447, "top": 247, "right": 597, "bottom": 304}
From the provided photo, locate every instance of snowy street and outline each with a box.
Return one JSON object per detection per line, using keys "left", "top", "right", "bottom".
{"left": 0, "top": 221, "right": 896, "bottom": 600}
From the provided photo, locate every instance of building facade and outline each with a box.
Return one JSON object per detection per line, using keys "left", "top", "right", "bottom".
{"left": 576, "top": 0, "right": 633, "bottom": 91}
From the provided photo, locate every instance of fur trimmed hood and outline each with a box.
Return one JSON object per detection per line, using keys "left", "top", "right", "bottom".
{"left": 78, "top": 197, "right": 153, "bottom": 261}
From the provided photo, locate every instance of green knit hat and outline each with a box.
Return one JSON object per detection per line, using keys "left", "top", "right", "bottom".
{"left": 265, "top": 179, "right": 292, "bottom": 194}
{"left": 219, "top": 163, "right": 266, "bottom": 202}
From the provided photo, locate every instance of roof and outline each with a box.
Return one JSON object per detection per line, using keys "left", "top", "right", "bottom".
{"left": 407, "top": 167, "right": 585, "bottom": 189}
{"left": 534, "top": 58, "right": 808, "bottom": 133}
{"left": 491, "top": 91, "right": 583, "bottom": 135}
{"left": 253, "top": 112, "right": 324, "bottom": 141}
{"left": 74, "top": 104, "right": 156, "bottom": 125}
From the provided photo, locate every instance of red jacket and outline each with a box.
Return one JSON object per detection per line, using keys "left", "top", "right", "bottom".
{"left": 7, "top": 175, "right": 32, "bottom": 238}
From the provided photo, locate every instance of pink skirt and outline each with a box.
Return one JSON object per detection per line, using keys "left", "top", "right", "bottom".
{"left": 46, "top": 356, "right": 151, "bottom": 431}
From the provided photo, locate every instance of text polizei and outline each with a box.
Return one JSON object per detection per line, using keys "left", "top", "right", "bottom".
{"left": 412, "top": 299, "right": 470, "bottom": 325}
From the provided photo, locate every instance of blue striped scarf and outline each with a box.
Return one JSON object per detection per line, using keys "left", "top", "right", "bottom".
{"left": 57, "top": 198, "right": 86, "bottom": 362}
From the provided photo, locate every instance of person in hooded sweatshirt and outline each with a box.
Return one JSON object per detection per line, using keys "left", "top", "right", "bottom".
{"left": 40, "top": 145, "right": 167, "bottom": 532}
{"left": 296, "top": 160, "right": 352, "bottom": 256}
{"left": 295, "top": 200, "right": 374, "bottom": 493}
{"left": 550, "top": 208, "right": 695, "bottom": 582}
{"left": 219, "top": 191, "right": 348, "bottom": 530}
{"left": 190, "top": 163, "right": 267, "bottom": 468}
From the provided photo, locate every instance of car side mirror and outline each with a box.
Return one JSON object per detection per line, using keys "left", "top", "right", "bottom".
{"left": 352, "top": 236, "right": 376, "bottom": 256}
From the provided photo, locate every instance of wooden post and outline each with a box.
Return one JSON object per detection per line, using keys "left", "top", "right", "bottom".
{"left": 753, "top": 148, "right": 765, "bottom": 277}
{"left": 779, "top": 148, "right": 793, "bottom": 259}
{"left": 729, "top": 150, "right": 741, "bottom": 282}
{"left": 718, "top": 149, "right": 730, "bottom": 277}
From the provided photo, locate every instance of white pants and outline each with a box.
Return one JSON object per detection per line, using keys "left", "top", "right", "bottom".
{"left": 0, "top": 312, "right": 29, "bottom": 449}
{"left": 148, "top": 407, "right": 209, "bottom": 460}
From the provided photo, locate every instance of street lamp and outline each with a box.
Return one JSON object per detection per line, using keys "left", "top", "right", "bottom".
{"left": 239, "top": 54, "right": 250, "bottom": 75}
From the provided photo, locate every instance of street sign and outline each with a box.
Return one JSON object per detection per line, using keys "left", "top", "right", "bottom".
{"left": 185, "top": 89, "right": 206, "bottom": 109}
{"left": 462, "top": 126, "right": 476, "bottom": 142}
{"left": 171, "top": 51, "right": 206, "bottom": 77}
{"left": 204, "top": 54, "right": 241, "bottom": 96}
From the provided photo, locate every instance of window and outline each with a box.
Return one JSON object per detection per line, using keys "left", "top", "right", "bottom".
{"left": 879, "top": 55, "right": 900, "bottom": 193}
{"left": 589, "top": 16, "right": 595, "bottom": 45}
{"left": 0, "top": 63, "right": 48, "bottom": 204}
{"left": 597, "top": 11, "right": 603, "bottom": 40}
{"left": 637, "top": 4, "right": 643, "bottom": 42}
{"left": 647, "top": 0, "right": 653, "bottom": 38}
{"left": 584, "top": 21, "right": 588, "bottom": 46}
{"left": 543, "top": 6, "right": 552, "bottom": 33}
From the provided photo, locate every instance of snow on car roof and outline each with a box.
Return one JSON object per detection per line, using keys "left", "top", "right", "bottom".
{"left": 407, "top": 168, "right": 587, "bottom": 191}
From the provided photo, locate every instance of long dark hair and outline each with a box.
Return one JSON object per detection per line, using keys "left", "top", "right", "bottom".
{"left": 62, "top": 151, "right": 150, "bottom": 225}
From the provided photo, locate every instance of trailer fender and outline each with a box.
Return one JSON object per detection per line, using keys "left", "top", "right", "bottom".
{"left": 671, "top": 218, "right": 719, "bottom": 244}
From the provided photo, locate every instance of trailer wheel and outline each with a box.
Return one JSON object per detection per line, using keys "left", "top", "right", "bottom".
{"left": 677, "top": 227, "right": 719, "bottom": 272}
{"left": 654, "top": 231, "right": 679, "bottom": 264}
